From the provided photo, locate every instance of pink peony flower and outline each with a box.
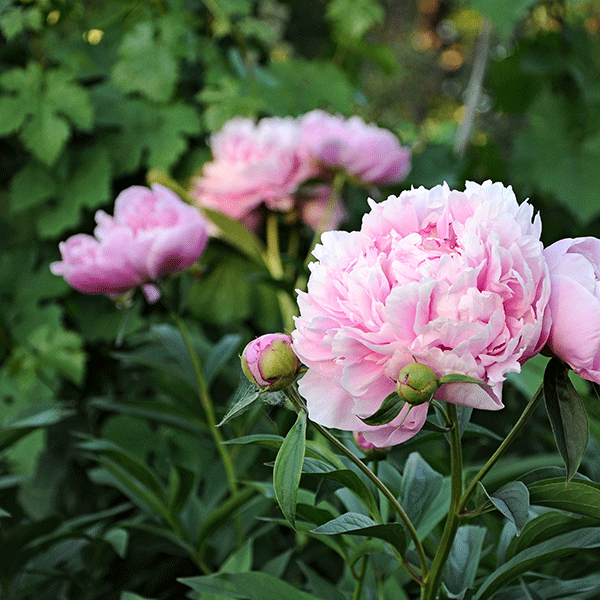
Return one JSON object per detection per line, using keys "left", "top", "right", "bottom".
{"left": 544, "top": 237, "right": 600, "bottom": 383}
{"left": 191, "top": 117, "right": 319, "bottom": 223}
{"left": 51, "top": 184, "right": 208, "bottom": 301}
{"left": 292, "top": 181, "right": 551, "bottom": 447}
{"left": 299, "top": 110, "right": 411, "bottom": 186}
{"left": 296, "top": 184, "right": 347, "bottom": 232}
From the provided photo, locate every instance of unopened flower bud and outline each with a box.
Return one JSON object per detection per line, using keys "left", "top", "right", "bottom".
{"left": 241, "top": 333, "right": 300, "bottom": 390}
{"left": 353, "top": 432, "right": 389, "bottom": 458}
{"left": 396, "top": 363, "right": 439, "bottom": 405}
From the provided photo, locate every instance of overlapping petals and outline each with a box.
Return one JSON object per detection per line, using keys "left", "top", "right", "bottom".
{"left": 292, "top": 181, "right": 551, "bottom": 447}
{"left": 51, "top": 184, "right": 208, "bottom": 301}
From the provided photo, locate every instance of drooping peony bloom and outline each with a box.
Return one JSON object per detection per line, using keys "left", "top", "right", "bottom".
{"left": 299, "top": 110, "right": 411, "bottom": 186}
{"left": 292, "top": 181, "right": 551, "bottom": 447}
{"left": 544, "top": 237, "right": 600, "bottom": 383}
{"left": 191, "top": 117, "right": 319, "bottom": 224}
{"left": 50, "top": 184, "right": 208, "bottom": 302}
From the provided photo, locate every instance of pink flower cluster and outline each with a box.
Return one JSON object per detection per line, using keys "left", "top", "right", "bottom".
{"left": 292, "top": 181, "right": 556, "bottom": 448}
{"left": 191, "top": 111, "right": 411, "bottom": 231}
{"left": 50, "top": 184, "right": 208, "bottom": 302}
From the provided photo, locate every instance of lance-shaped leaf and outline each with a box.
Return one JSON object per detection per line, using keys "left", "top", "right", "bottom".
{"left": 526, "top": 477, "right": 600, "bottom": 519}
{"left": 358, "top": 391, "right": 406, "bottom": 426}
{"left": 311, "top": 512, "right": 407, "bottom": 555}
{"left": 443, "top": 525, "right": 486, "bottom": 596}
{"left": 219, "top": 379, "right": 261, "bottom": 426}
{"left": 479, "top": 481, "right": 530, "bottom": 535}
{"left": 543, "top": 358, "right": 589, "bottom": 483}
{"left": 273, "top": 412, "right": 306, "bottom": 528}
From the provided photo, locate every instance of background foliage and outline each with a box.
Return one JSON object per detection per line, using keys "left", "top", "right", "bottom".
{"left": 2, "top": 0, "right": 600, "bottom": 598}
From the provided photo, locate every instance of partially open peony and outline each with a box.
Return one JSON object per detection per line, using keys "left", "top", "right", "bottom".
{"left": 51, "top": 184, "right": 208, "bottom": 302}
{"left": 292, "top": 181, "right": 551, "bottom": 447}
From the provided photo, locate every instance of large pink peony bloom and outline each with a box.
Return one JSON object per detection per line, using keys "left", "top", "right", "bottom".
{"left": 292, "top": 181, "right": 551, "bottom": 447}
{"left": 51, "top": 184, "right": 208, "bottom": 301}
{"left": 544, "top": 237, "right": 600, "bottom": 383}
{"left": 191, "top": 117, "right": 319, "bottom": 223}
{"left": 299, "top": 110, "right": 411, "bottom": 186}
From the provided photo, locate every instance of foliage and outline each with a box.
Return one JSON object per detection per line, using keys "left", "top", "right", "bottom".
{"left": 2, "top": 0, "right": 600, "bottom": 599}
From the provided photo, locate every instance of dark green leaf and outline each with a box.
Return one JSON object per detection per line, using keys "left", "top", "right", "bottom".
{"left": 273, "top": 412, "right": 306, "bottom": 528}
{"left": 443, "top": 525, "right": 486, "bottom": 596}
{"left": 311, "top": 513, "right": 407, "bottom": 555}
{"left": 302, "top": 457, "right": 380, "bottom": 520}
{"left": 480, "top": 481, "right": 530, "bottom": 535}
{"left": 543, "top": 358, "right": 589, "bottom": 483}
{"left": 359, "top": 391, "right": 405, "bottom": 426}
{"left": 179, "top": 571, "right": 320, "bottom": 600}
{"left": 473, "top": 527, "right": 600, "bottom": 600}
{"left": 401, "top": 452, "right": 444, "bottom": 528}
{"left": 526, "top": 477, "right": 600, "bottom": 519}
{"left": 203, "top": 334, "right": 242, "bottom": 386}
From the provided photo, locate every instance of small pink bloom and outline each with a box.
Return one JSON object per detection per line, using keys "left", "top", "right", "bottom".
{"left": 544, "top": 237, "right": 600, "bottom": 383}
{"left": 299, "top": 110, "right": 411, "bottom": 186}
{"left": 296, "top": 185, "right": 347, "bottom": 232}
{"left": 51, "top": 184, "right": 208, "bottom": 300}
{"left": 292, "top": 181, "right": 551, "bottom": 447}
{"left": 191, "top": 117, "right": 318, "bottom": 223}
{"left": 241, "top": 333, "right": 300, "bottom": 390}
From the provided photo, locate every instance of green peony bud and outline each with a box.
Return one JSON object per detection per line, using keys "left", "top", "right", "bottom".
{"left": 241, "top": 333, "right": 300, "bottom": 391}
{"left": 396, "top": 363, "right": 439, "bottom": 405}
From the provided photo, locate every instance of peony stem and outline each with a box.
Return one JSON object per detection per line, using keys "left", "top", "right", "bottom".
{"left": 285, "top": 386, "right": 428, "bottom": 584}
{"left": 458, "top": 383, "right": 544, "bottom": 514}
{"left": 171, "top": 312, "right": 243, "bottom": 545}
{"left": 266, "top": 212, "right": 298, "bottom": 331}
{"left": 421, "top": 403, "right": 463, "bottom": 600}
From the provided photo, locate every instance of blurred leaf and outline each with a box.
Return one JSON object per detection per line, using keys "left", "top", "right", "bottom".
{"left": 105, "top": 528, "right": 129, "bottom": 559}
{"left": 465, "top": 0, "right": 535, "bottom": 37}
{"left": 0, "top": 62, "right": 93, "bottom": 165}
{"left": 179, "top": 571, "right": 320, "bottom": 600}
{"left": 9, "top": 162, "right": 57, "bottom": 213}
{"left": 311, "top": 512, "right": 407, "bottom": 555}
{"left": 273, "top": 412, "right": 306, "bottom": 528}
{"left": 203, "top": 334, "right": 242, "bottom": 386}
{"left": 297, "top": 562, "right": 347, "bottom": 600}
{"left": 111, "top": 21, "right": 178, "bottom": 102}
{"left": 443, "top": 525, "right": 486, "bottom": 596}
{"left": 327, "top": 0, "right": 384, "bottom": 41}
{"left": 167, "top": 464, "right": 196, "bottom": 519}
{"left": 543, "top": 357, "right": 589, "bottom": 483}
{"left": 473, "top": 527, "right": 600, "bottom": 600}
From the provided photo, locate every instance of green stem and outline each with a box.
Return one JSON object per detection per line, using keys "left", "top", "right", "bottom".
{"left": 458, "top": 383, "right": 544, "bottom": 514}
{"left": 171, "top": 313, "right": 242, "bottom": 546}
{"left": 421, "top": 403, "right": 463, "bottom": 600}
{"left": 353, "top": 555, "right": 369, "bottom": 600}
{"left": 286, "top": 387, "right": 428, "bottom": 583}
{"left": 266, "top": 212, "right": 297, "bottom": 331}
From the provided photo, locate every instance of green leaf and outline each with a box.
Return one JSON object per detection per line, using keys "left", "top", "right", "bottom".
{"left": 311, "top": 512, "right": 407, "bottom": 555}
{"left": 473, "top": 528, "right": 600, "bottom": 600}
{"left": 401, "top": 452, "right": 444, "bottom": 528}
{"left": 438, "top": 374, "right": 489, "bottom": 386}
{"left": 179, "top": 571, "right": 320, "bottom": 600}
{"left": 326, "top": 0, "right": 384, "bottom": 41}
{"left": 167, "top": 464, "right": 196, "bottom": 518}
{"left": 273, "top": 412, "right": 306, "bottom": 528}
{"left": 9, "top": 162, "right": 57, "bottom": 213}
{"left": 302, "top": 457, "right": 380, "bottom": 520}
{"left": 526, "top": 477, "right": 600, "bottom": 519}
{"left": 359, "top": 391, "right": 406, "bottom": 426}
{"left": 481, "top": 481, "right": 529, "bottom": 534}
{"left": 203, "top": 334, "right": 242, "bottom": 386}
{"left": 543, "top": 357, "right": 589, "bottom": 483}
{"left": 219, "top": 380, "right": 262, "bottom": 426}
{"left": 443, "top": 525, "right": 486, "bottom": 596}
{"left": 111, "top": 21, "right": 178, "bottom": 102}
{"left": 506, "top": 510, "right": 598, "bottom": 561}
{"left": 36, "top": 146, "right": 112, "bottom": 238}
{"left": 465, "top": 0, "right": 536, "bottom": 37}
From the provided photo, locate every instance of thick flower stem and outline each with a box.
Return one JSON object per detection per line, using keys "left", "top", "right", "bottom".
{"left": 458, "top": 383, "right": 544, "bottom": 513}
{"left": 171, "top": 313, "right": 243, "bottom": 544}
{"left": 285, "top": 387, "right": 428, "bottom": 583}
{"left": 421, "top": 403, "right": 464, "bottom": 600}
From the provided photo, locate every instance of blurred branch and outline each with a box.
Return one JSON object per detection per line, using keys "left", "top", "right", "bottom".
{"left": 454, "top": 19, "right": 493, "bottom": 157}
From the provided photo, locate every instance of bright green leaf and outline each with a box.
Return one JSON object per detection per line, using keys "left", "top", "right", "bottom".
{"left": 273, "top": 412, "right": 306, "bottom": 528}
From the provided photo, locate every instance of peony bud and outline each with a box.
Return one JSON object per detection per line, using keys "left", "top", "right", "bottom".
{"left": 396, "top": 363, "right": 439, "bottom": 406}
{"left": 241, "top": 334, "right": 300, "bottom": 390}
